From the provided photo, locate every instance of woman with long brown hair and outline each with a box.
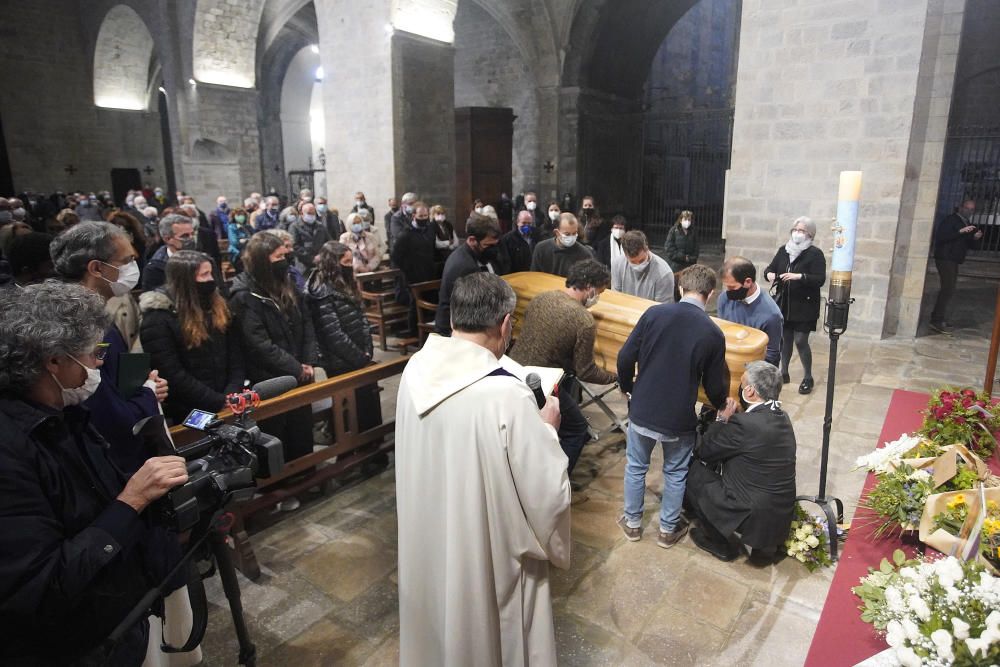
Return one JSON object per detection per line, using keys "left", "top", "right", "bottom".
{"left": 106, "top": 209, "right": 149, "bottom": 268}
{"left": 139, "top": 250, "right": 245, "bottom": 422}
{"left": 229, "top": 233, "right": 318, "bottom": 509}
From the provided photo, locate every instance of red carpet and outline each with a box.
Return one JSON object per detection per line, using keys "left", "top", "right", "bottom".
{"left": 804, "top": 389, "right": 929, "bottom": 667}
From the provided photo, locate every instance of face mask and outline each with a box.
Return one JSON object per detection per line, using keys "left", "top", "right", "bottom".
{"left": 519, "top": 224, "right": 533, "bottom": 236}
{"left": 791, "top": 231, "right": 808, "bottom": 243}
{"left": 738, "top": 385, "right": 751, "bottom": 411}
{"left": 125, "top": 196, "right": 135, "bottom": 207}
{"left": 583, "top": 289, "right": 600, "bottom": 308}
{"left": 155, "top": 190, "right": 163, "bottom": 197}
{"left": 474, "top": 207, "right": 483, "bottom": 215}
{"left": 271, "top": 259, "right": 289, "bottom": 278}
{"left": 629, "top": 257, "right": 651, "bottom": 272}
{"left": 404, "top": 204, "right": 414, "bottom": 215}
{"left": 13, "top": 207, "right": 25, "bottom": 218}
{"left": 548, "top": 211, "right": 559, "bottom": 222}
{"left": 219, "top": 202, "right": 228, "bottom": 210}
{"left": 611, "top": 228, "right": 624, "bottom": 240}
{"left": 303, "top": 214, "right": 316, "bottom": 224}
{"left": 413, "top": 218, "right": 429, "bottom": 228}
{"left": 51, "top": 355, "right": 102, "bottom": 406}
{"left": 681, "top": 220, "right": 691, "bottom": 230}
{"left": 355, "top": 200, "right": 364, "bottom": 207}
{"left": 727, "top": 285, "right": 750, "bottom": 302}
{"left": 560, "top": 233, "right": 578, "bottom": 248}
{"left": 179, "top": 237, "right": 196, "bottom": 251}
{"left": 196, "top": 280, "right": 217, "bottom": 303}
{"left": 526, "top": 201, "right": 537, "bottom": 211}
{"left": 340, "top": 265, "right": 355, "bottom": 284}
{"left": 100, "top": 260, "right": 140, "bottom": 297}
{"left": 477, "top": 244, "right": 499, "bottom": 263}
{"left": 236, "top": 215, "right": 247, "bottom": 224}
{"left": 434, "top": 215, "right": 445, "bottom": 222}
{"left": 345, "top": 222, "right": 361, "bottom": 234}
{"left": 317, "top": 204, "right": 328, "bottom": 214}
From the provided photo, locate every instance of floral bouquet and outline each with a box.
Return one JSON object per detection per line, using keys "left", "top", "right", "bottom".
{"left": 784, "top": 504, "right": 833, "bottom": 571}
{"left": 855, "top": 433, "right": 934, "bottom": 474}
{"left": 853, "top": 550, "right": 1000, "bottom": 665}
{"left": 859, "top": 464, "right": 935, "bottom": 538}
{"left": 923, "top": 489, "right": 1000, "bottom": 573}
{"left": 918, "top": 387, "right": 1000, "bottom": 460}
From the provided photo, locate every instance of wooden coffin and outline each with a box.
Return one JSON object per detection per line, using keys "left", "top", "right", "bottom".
{"left": 502, "top": 272, "right": 768, "bottom": 402}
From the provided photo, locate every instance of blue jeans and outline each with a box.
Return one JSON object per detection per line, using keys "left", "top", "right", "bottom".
{"left": 623, "top": 423, "right": 695, "bottom": 532}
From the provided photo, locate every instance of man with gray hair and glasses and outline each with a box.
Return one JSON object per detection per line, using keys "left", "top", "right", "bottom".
{"left": 685, "top": 360, "right": 798, "bottom": 563}
{"left": 395, "top": 271, "right": 570, "bottom": 665}
{"left": 141, "top": 213, "right": 196, "bottom": 291}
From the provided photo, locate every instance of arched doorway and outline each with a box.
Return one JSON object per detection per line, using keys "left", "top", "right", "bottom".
{"left": 280, "top": 45, "right": 326, "bottom": 197}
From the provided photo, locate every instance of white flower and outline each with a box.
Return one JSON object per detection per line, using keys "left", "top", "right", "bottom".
{"left": 885, "top": 587, "right": 906, "bottom": 613}
{"left": 795, "top": 552, "right": 807, "bottom": 563}
{"left": 952, "top": 617, "right": 970, "bottom": 640}
{"left": 934, "top": 558, "right": 964, "bottom": 589}
{"left": 885, "top": 620, "right": 905, "bottom": 648}
{"left": 985, "top": 610, "right": 1000, "bottom": 631}
{"left": 907, "top": 468, "right": 931, "bottom": 483}
{"left": 900, "top": 567, "right": 918, "bottom": 580}
{"left": 907, "top": 596, "right": 931, "bottom": 622}
{"left": 896, "top": 646, "right": 921, "bottom": 667}
{"left": 805, "top": 535, "right": 819, "bottom": 548}
{"left": 946, "top": 587, "right": 961, "bottom": 605}
{"left": 930, "top": 629, "right": 953, "bottom": 657}
{"left": 965, "top": 637, "right": 989, "bottom": 658}
{"left": 901, "top": 618, "right": 921, "bottom": 642}
{"left": 981, "top": 625, "right": 1000, "bottom": 646}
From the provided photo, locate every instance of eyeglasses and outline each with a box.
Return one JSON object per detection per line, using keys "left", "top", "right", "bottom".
{"left": 93, "top": 342, "right": 110, "bottom": 361}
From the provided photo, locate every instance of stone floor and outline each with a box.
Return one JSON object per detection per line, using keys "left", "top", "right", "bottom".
{"left": 197, "top": 273, "right": 997, "bottom": 666}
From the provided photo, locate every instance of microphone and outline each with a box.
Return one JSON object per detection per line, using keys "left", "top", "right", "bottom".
{"left": 251, "top": 375, "right": 298, "bottom": 401}
{"left": 525, "top": 372, "right": 546, "bottom": 409}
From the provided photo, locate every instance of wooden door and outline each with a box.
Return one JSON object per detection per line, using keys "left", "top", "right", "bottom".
{"left": 455, "top": 107, "right": 513, "bottom": 236}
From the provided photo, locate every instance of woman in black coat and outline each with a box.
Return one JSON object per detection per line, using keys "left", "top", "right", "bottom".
{"left": 664, "top": 210, "right": 699, "bottom": 273}
{"left": 229, "top": 233, "right": 319, "bottom": 510}
{"left": 139, "top": 250, "right": 244, "bottom": 423}
{"left": 764, "top": 216, "right": 826, "bottom": 394}
{"left": 306, "top": 241, "right": 382, "bottom": 433}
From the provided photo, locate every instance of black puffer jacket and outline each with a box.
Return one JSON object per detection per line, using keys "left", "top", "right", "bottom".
{"left": 306, "top": 280, "right": 374, "bottom": 376}
{"left": 228, "top": 273, "right": 318, "bottom": 384}
{"left": 764, "top": 244, "right": 827, "bottom": 325}
{"left": 138, "top": 289, "right": 245, "bottom": 422}
{"left": 664, "top": 225, "right": 700, "bottom": 272}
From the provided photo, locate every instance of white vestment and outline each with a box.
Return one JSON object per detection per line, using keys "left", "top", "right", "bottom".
{"left": 395, "top": 334, "right": 571, "bottom": 666}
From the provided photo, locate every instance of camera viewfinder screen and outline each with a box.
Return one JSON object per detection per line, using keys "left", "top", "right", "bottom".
{"left": 183, "top": 409, "right": 215, "bottom": 431}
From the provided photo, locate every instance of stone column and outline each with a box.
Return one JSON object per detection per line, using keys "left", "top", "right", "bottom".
{"left": 725, "top": 0, "right": 964, "bottom": 338}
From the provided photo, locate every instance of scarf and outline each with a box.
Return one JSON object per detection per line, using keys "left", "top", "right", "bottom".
{"left": 785, "top": 235, "right": 812, "bottom": 263}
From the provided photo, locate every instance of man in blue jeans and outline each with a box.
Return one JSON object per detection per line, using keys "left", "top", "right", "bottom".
{"left": 616, "top": 264, "right": 729, "bottom": 547}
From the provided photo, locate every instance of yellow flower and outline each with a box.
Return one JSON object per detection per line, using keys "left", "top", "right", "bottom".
{"left": 988, "top": 500, "right": 999, "bottom": 512}
{"left": 948, "top": 494, "right": 966, "bottom": 509}
{"left": 985, "top": 519, "right": 1000, "bottom": 536}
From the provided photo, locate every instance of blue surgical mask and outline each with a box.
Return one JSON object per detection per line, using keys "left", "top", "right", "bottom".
{"left": 351, "top": 223, "right": 363, "bottom": 234}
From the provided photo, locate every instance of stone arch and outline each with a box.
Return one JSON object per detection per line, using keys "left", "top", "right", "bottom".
{"left": 93, "top": 4, "right": 156, "bottom": 110}
{"left": 192, "top": 0, "right": 267, "bottom": 87}
{"left": 391, "top": 0, "right": 459, "bottom": 43}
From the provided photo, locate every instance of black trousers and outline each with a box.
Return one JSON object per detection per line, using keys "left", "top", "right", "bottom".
{"left": 685, "top": 463, "right": 737, "bottom": 552}
{"left": 931, "top": 258, "right": 959, "bottom": 324}
{"left": 558, "top": 377, "right": 591, "bottom": 473}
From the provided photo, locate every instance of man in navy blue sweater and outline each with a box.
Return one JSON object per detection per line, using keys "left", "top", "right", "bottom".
{"left": 717, "top": 256, "right": 783, "bottom": 366}
{"left": 616, "top": 264, "right": 729, "bottom": 548}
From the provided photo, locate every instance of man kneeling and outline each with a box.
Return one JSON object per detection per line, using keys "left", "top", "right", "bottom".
{"left": 686, "top": 361, "right": 797, "bottom": 562}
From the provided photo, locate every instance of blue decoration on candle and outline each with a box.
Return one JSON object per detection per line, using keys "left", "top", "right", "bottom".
{"left": 832, "top": 200, "right": 858, "bottom": 272}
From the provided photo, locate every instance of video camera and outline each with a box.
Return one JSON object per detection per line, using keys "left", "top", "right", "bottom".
{"left": 136, "top": 376, "right": 296, "bottom": 533}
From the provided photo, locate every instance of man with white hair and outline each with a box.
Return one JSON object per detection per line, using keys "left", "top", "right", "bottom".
{"left": 686, "top": 360, "right": 797, "bottom": 563}
{"left": 388, "top": 191, "right": 417, "bottom": 256}
{"left": 252, "top": 195, "right": 280, "bottom": 232}
{"left": 209, "top": 194, "right": 231, "bottom": 239}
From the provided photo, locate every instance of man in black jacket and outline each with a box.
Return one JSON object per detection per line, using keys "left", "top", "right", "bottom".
{"left": 686, "top": 361, "right": 797, "bottom": 562}
{"left": 930, "top": 199, "right": 982, "bottom": 334}
{"left": 616, "top": 264, "right": 729, "bottom": 548}
{"left": 499, "top": 210, "right": 544, "bottom": 274}
{"left": 435, "top": 214, "right": 502, "bottom": 336}
{"left": 0, "top": 281, "right": 187, "bottom": 666}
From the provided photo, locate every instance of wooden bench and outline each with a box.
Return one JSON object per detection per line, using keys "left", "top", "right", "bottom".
{"left": 356, "top": 268, "right": 410, "bottom": 351}
{"left": 168, "top": 356, "right": 409, "bottom": 579}
{"left": 409, "top": 279, "right": 441, "bottom": 347}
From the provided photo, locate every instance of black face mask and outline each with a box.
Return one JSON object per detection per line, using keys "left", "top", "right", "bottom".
{"left": 196, "top": 280, "right": 216, "bottom": 306}
{"left": 738, "top": 384, "right": 750, "bottom": 411}
{"left": 271, "top": 259, "right": 289, "bottom": 279}
{"left": 477, "top": 244, "right": 499, "bottom": 263}
{"left": 340, "top": 265, "right": 355, "bottom": 285}
{"left": 727, "top": 285, "right": 750, "bottom": 302}
{"left": 414, "top": 218, "right": 429, "bottom": 228}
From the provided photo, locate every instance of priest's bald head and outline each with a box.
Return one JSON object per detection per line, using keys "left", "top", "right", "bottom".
{"left": 450, "top": 272, "right": 517, "bottom": 359}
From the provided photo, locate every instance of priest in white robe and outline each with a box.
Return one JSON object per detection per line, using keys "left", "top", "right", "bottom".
{"left": 395, "top": 272, "right": 571, "bottom": 666}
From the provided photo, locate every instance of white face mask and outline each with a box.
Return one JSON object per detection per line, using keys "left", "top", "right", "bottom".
{"left": 317, "top": 204, "right": 328, "bottom": 213}
{"left": 611, "top": 228, "right": 624, "bottom": 240}
{"left": 681, "top": 220, "right": 691, "bottom": 230}
{"left": 100, "top": 260, "right": 140, "bottom": 297}
{"left": 583, "top": 288, "right": 600, "bottom": 308}
{"left": 51, "top": 355, "right": 102, "bottom": 406}
{"left": 548, "top": 210, "right": 559, "bottom": 222}
{"left": 629, "top": 257, "right": 651, "bottom": 272}
{"left": 474, "top": 207, "right": 483, "bottom": 215}
{"left": 791, "top": 231, "right": 808, "bottom": 243}
{"left": 560, "top": 233, "right": 578, "bottom": 248}
{"left": 526, "top": 201, "right": 537, "bottom": 211}
{"left": 303, "top": 214, "right": 316, "bottom": 224}
{"left": 434, "top": 215, "right": 445, "bottom": 222}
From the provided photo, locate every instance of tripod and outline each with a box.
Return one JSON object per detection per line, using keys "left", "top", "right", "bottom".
{"left": 794, "top": 298, "right": 852, "bottom": 561}
{"left": 106, "top": 510, "right": 257, "bottom": 666}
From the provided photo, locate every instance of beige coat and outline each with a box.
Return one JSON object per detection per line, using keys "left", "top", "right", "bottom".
{"left": 395, "top": 334, "right": 571, "bottom": 666}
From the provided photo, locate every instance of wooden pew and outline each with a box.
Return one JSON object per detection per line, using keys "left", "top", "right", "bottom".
{"left": 501, "top": 271, "right": 768, "bottom": 401}
{"left": 168, "top": 356, "right": 409, "bottom": 579}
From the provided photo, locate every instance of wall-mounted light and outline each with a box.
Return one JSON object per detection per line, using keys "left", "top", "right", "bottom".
{"left": 158, "top": 86, "right": 167, "bottom": 94}
{"left": 384, "top": 23, "right": 394, "bottom": 34}
{"left": 310, "top": 44, "right": 319, "bottom": 54}
{"left": 314, "top": 66, "right": 324, "bottom": 82}
{"left": 390, "top": 8, "right": 455, "bottom": 43}
{"left": 188, "top": 78, "right": 197, "bottom": 86}
{"left": 94, "top": 95, "right": 146, "bottom": 111}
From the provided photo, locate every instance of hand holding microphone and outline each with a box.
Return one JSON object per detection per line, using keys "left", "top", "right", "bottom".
{"left": 526, "top": 372, "right": 561, "bottom": 430}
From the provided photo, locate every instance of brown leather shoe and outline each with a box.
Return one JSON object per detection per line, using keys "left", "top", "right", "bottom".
{"left": 617, "top": 515, "right": 642, "bottom": 542}
{"left": 656, "top": 522, "right": 690, "bottom": 549}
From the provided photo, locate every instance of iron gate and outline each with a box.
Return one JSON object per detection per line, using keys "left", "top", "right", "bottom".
{"left": 936, "top": 124, "right": 1000, "bottom": 255}
{"left": 639, "top": 109, "right": 733, "bottom": 248}
{"left": 287, "top": 169, "right": 325, "bottom": 200}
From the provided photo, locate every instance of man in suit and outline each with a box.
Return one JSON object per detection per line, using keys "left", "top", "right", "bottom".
{"left": 434, "top": 214, "right": 501, "bottom": 336}
{"left": 616, "top": 264, "right": 729, "bottom": 548}
{"left": 498, "top": 210, "right": 544, "bottom": 274}
{"left": 686, "top": 361, "right": 797, "bottom": 562}
{"left": 930, "top": 199, "right": 982, "bottom": 334}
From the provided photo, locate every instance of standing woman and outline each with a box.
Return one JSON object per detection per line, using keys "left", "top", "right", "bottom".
{"left": 229, "top": 233, "right": 318, "bottom": 509}
{"left": 765, "top": 216, "right": 826, "bottom": 394}
{"left": 664, "top": 210, "right": 699, "bottom": 273}
{"left": 339, "top": 212, "right": 383, "bottom": 273}
{"left": 227, "top": 206, "right": 253, "bottom": 273}
{"left": 139, "top": 250, "right": 245, "bottom": 423}
{"left": 430, "top": 204, "right": 459, "bottom": 264}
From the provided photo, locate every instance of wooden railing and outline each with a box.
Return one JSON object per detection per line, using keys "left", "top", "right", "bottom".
{"left": 168, "top": 356, "right": 409, "bottom": 579}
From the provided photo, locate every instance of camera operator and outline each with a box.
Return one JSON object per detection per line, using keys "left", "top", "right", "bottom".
{"left": 0, "top": 281, "right": 188, "bottom": 666}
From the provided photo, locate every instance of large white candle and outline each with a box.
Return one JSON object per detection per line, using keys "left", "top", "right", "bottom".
{"left": 831, "top": 171, "right": 862, "bottom": 302}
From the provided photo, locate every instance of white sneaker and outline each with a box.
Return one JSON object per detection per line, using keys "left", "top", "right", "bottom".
{"left": 275, "top": 497, "right": 301, "bottom": 512}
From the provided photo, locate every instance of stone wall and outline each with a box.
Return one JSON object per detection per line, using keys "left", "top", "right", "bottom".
{"left": 726, "top": 0, "right": 962, "bottom": 338}
{"left": 949, "top": 0, "right": 1000, "bottom": 126}
{"left": 0, "top": 0, "right": 165, "bottom": 197}
{"left": 191, "top": 0, "right": 265, "bottom": 88}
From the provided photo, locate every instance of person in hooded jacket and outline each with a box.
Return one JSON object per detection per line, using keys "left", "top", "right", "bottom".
{"left": 229, "top": 233, "right": 318, "bottom": 510}
{"left": 306, "top": 241, "right": 383, "bottom": 433}
{"left": 289, "top": 201, "right": 330, "bottom": 271}
{"left": 139, "top": 250, "right": 245, "bottom": 423}
{"left": 339, "top": 212, "right": 383, "bottom": 273}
